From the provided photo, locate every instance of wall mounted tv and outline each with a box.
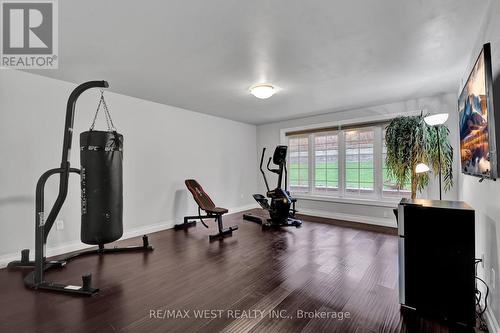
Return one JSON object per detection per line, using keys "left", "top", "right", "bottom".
{"left": 458, "top": 43, "right": 498, "bottom": 179}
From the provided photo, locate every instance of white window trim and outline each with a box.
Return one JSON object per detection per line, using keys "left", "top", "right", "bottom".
{"left": 374, "top": 126, "right": 383, "bottom": 199}
{"left": 293, "top": 193, "right": 400, "bottom": 208}
{"left": 307, "top": 133, "right": 314, "bottom": 194}
{"left": 279, "top": 111, "right": 423, "bottom": 144}
{"left": 287, "top": 133, "right": 311, "bottom": 194}
{"left": 338, "top": 130, "right": 345, "bottom": 197}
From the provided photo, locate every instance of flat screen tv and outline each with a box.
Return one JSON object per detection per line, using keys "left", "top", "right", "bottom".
{"left": 458, "top": 43, "right": 497, "bottom": 179}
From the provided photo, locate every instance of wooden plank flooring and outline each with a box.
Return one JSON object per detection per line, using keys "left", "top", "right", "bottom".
{"left": 0, "top": 209, "right": 481, "bottom": 333}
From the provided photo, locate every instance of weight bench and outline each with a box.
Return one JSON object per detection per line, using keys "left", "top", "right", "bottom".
{"left": 175, "top": 179, "right": 238, "bottom": 241}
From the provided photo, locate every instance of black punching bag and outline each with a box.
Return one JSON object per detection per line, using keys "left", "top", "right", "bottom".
{"left": 80, "top": 130, "right": 124, "bottom": 245}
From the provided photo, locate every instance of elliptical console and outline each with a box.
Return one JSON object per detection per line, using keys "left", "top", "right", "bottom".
{"left": 243, "top": 145, "right": 302, "bottom": 228}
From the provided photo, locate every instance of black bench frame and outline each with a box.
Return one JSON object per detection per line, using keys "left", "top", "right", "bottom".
{"left": 175, "top": 180, "right": 238, "bottom": 241}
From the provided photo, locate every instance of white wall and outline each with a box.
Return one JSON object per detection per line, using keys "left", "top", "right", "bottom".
{"left": 256, "top": 92, "right": 461, "bottom": 227}
{"left": 0, "top": 70, "right": 257, "bottom": 264}
{"left": 458, "top": 0, "right": 500, "bottom": 330}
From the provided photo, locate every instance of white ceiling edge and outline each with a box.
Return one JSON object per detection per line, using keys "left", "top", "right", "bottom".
{"left": 21, "top": 0, "right": 488, "bottom": 125}
{"left": 14, "top": 70, "right": 258, "bottom": 127}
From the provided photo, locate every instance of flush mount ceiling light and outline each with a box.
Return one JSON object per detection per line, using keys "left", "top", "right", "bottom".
{"left": 424, "top": 113, "right": 449, "bottom": 126}
{"left": 249, "top": 84, "right": 276, "bottom": 99}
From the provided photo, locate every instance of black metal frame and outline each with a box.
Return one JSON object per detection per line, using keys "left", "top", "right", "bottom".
{"left": 8, "top": 81, "right": 153, "bottom": 296}
{"left": 175, "top": 210, "right": 238, "bottom": 241}
{"left": 243, "top": 147, "right": 302, "bottom": 229}
{"left": 243, "top": 212, "right": 302, "bottom": 229}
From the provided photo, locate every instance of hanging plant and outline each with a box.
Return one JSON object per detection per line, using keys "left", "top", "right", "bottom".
{"left": 385, "top": 114, "right": 453, "bottom": 199}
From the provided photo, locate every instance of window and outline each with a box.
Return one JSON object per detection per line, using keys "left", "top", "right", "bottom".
{"left": 314, "top": 133, "right": 339, "bottom": 194}
{"left": 287, "top": 123, "right": 409, "bottom": 201}
{"left": 288, "top": 135, "right": 309, "bottom": 193}
{"left": 345, "top": 129, "right": 374, "bottom": 195}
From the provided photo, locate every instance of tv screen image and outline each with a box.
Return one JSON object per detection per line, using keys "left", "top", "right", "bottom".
{"left": 458, "top": 43, "right": 496, "bottom": 178}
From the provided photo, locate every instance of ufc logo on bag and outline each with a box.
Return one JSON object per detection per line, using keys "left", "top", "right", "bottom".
{"left": 1, "top": 0, "right": 58, "bottom": 68}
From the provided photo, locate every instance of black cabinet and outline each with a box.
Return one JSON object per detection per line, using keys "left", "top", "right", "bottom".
{"left": 398, "top": 198, "right": 475, "bottom": 327}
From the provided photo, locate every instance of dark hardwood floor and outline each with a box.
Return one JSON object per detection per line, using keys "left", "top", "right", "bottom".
{"left": 0, "top": 209, "right": 482, "bottom": 333}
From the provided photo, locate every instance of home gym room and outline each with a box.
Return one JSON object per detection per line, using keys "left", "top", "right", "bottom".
{"left": 0, "top": 0, "right": 500, "bottom": 332}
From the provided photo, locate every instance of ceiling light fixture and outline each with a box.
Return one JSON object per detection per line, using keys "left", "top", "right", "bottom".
{"left": 249, "top": 83, "right": 276, "bottom": 99}
{"left": 415, "top": 163, "right": 430, "bottom": 174}
{"left": 424, "top": 113, "right": 449, "bottom": 126}
{"left": 423, "top": 112, "right": 449, "bottom": 200}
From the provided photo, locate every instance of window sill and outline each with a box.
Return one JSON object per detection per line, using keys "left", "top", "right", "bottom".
{"left": 292, "top": 194, "right": 401, "bottom": 208}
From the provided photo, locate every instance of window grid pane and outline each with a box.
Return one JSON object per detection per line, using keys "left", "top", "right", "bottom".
{"left": 345, "top": 129, "right": 374, "bottom": 195}
{"left": 314, "top": 133, "right": 339, "bottom": 194}
{"left": 289, "top": 135, "right": 309, "bottom": 193}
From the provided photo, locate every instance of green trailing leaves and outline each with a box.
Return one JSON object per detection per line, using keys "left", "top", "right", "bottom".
{"left": 385, "top": 114, "right": 453, "bottom": 198}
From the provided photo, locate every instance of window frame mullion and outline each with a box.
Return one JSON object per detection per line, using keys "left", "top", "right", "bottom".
{"left": 374, "top": 126, "right": 383, "bottom": 200}
{"left": 338, "top": 130, "right": 346, "bottom": 197}
{"left": 308, "top": 133, "right": 314, "bottom": 194}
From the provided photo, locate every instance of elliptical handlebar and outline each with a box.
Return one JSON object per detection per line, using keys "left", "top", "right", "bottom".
{"left": 259, "top": 148, "right": 270, "bottom": 192}
{"left": 266, "top": 157, "right": 273, "bottom": 172}
{"left": 266, "top": 157, "right": 280, "bottom": 174}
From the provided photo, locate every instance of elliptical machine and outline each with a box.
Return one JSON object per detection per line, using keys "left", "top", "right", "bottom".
{"left": 243, "top": 146, "right": 302, "bottom": 228}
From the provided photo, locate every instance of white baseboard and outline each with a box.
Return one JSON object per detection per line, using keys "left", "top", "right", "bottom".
{"left": 0, "top": 204, "right": 393, "bottom": 268}
{"left": 228, "top": 203, "right": 258, "bottom": 213}
{"left": 230, "top": 204, "right": 397, "bottom": 229}
{"left": 0, "top": 219, "right": 175, "bottom": 269}
{"left": 0, "top": 203, "right": 257, "bottom": 269}
{"left": 485, "top": 306, "right": 500, "bottom": 333}
{"left": 298, "top": 208, "right": 397, "bottom": 228}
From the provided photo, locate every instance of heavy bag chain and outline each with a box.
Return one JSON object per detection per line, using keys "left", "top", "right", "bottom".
{"left": 88, "top": 90, "right": 121, "bottom": 151}
{"left": 90, "top": 90, "right": 116, "bottom": 132}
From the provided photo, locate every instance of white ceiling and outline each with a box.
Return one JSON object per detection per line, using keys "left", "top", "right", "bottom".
{"left": 29, "top": 0, "right": 488, "bottom": 124}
